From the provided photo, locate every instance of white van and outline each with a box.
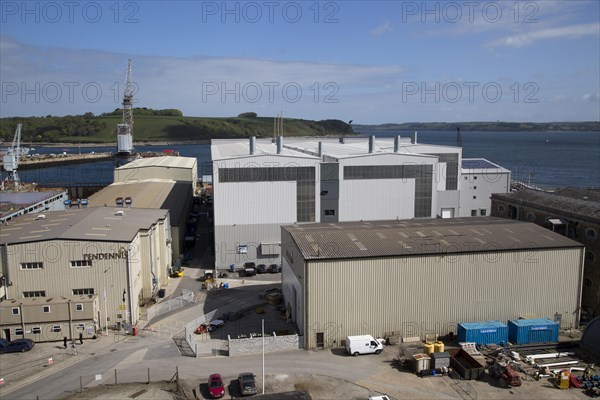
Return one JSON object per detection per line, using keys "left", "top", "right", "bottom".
{"left": 346, "top": 335, "right": 383, "bottom": 356}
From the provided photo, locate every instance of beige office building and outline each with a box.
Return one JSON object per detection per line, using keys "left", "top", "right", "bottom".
{"left": 0, "top": 207, "right": 171, "bottom": 340}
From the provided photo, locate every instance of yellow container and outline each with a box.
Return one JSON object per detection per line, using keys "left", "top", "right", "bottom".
{"left": 423, "top": 343, "right": 435, "bottom": 355}
{"left": 434, "top": 341, "right": 445, "bottom": 353}
{"left": 556, "top": 370, "right": 570, "bottom": 389}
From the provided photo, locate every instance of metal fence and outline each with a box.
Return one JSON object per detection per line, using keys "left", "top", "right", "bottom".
{"left": 147, "top": 289, "right": 196, "bottom": 322}
{"left": 184, "top": 309, "right": 218, "bottom": 357}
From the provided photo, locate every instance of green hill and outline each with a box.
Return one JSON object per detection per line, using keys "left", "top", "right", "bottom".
{"left": 0, "top": 110, "right": 353, "bottom": 144}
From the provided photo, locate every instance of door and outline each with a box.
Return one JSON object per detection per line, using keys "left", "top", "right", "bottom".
{"left": 316, "top": 332, "right": 324, "bottom": 348}
{"left": 3, "top": 328, "right": 11, "bottom": 341}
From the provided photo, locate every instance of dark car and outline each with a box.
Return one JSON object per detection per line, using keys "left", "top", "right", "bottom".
{"left": 267, "top": 264, "right": 281, "bottom": 273}
{"left": 256, "top": 264, "right": 267, "bottom": 274}
{"left": 238, "top": 372, "right": 257, "bottom": 396}
{"left": 207, "top": 373, "right": 225, "bottom": 398}
{"left": 0, "top": 338, "right": 35, "bottom": 353}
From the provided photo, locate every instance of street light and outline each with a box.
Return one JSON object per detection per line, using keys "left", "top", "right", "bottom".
{"left": 103, "top": 267, "right": 111, "bottom": 336}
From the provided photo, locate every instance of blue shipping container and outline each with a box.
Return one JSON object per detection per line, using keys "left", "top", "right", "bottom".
{"left": 457, "top": 320, "right": 509, "bottom": 345}
{"left": 508, "top": 318, "right": 559, "bottom": 345}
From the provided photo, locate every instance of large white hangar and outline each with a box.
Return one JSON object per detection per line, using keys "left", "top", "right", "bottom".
{"left": 211, "top": 135, "right": 507, "bottom": 269}
{"left": 280, "top": 217, "right": 584, "bottom": 349}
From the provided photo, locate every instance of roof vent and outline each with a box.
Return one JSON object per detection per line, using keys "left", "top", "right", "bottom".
{"left": 368, "top": 135, "right": 375, "bottom": 153}
{"left": 249, "top": 136, "right": 256, "bottom": 155}
{"left": 394, "top": 135, "right": 401, "bottom": 152}
{"left": 35, "top": 214, "right": 46, "bottom": 220}
{"left": 115, "top": 210, "right": 125, "bottom": 217}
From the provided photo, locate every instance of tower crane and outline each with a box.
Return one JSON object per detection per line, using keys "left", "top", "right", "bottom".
{"left": 2, "top": 124, "right": 23, "bottom": 186}
{"left": 116, "top": 59, "right": 134, "bottom": 155}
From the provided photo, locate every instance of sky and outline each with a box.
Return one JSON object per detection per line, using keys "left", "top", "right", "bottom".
{"left": 1, "top": 0, "right": 599, "bottom": 124}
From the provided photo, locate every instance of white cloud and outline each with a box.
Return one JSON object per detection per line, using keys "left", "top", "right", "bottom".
{"left": 371, "top": 21, "right": 391, "bottom": 36}
{"left": 485, "top": 23, "right": 600, "bottom": 48}
{"left": 582, "top": 93, "right": 600, "bottom": 102}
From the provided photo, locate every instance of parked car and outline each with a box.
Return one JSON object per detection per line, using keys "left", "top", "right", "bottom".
{"left": 267, "top": 264, "right": 281, "bottom": 273}
{"left": 256, "top": 264, "right": 267, "bottom": 274}
{"left": 207, "top": 373, "right": 225, "bottom": 398}
{"left": 238, "top": 372, "right": 257, "bottom": 396}
{"left": 0, "top": 338, "right": 35, "bottom": 353}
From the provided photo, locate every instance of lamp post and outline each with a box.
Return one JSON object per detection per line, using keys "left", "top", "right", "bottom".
{"left": 103, "top": 267, "right": 111, "bottom": 336}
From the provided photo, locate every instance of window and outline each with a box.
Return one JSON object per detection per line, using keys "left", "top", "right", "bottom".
{"left": 586, "top": 228, "right": 598, "bottom": 239}
{"left": 32, "top": 327, "right": 41, "bottom": 334}
{"left": 586, "top": 252, "right": 595, "bottom": 262}
{"left": 498, "top": 205, "right": 505, "bottom": 213}
{"left": 20, "top": 262, "right": 43, "bottom": 270}
{"left": 480, "top": 209, "right": 487, "bottom": 216}
{"left": 43, "top": 306, "right": 51, "bottom": 313}
{"left": 15, "top": 328, "right": 23, "bottom": 335}
{"left": 472, "top": 196, "right": 477, "bottom": 199}
{"left": 471, "top": 210, "right": 477, "bottom": 216}
{"left": 236, "top": 245, "right": 248, "bottom": 254}
{"left": 473, "top": 186, "right": 477, "bottom": 190}
{"left": 75, "top": 303, "right": 84, "bottom": 311}
{"left": 72, "top": 288, "right": 94, "bottom": 295}
{"left": 473, "top": 176, "right": 478, "bottom": 180}
{"left": 23, "top": 290, "right": 46, "bottom": 298}
{"left": 76, "top": 323, "right": 85, "bottom": 330}
{"left": 324, "top": 209, "right": 336, "bottom": 216}
{"left": 11, "top": 307, "right": 19, "bottom": 315}
{"left": 527, "top": 212, "right": 536, "bottom": 221}
{"left": 52, "top": 325, "right": 61, "bottom": 333}
{"left": 70, "top": 260, "right": 92, "bottom": 268}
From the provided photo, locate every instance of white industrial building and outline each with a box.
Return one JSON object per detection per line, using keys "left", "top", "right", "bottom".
{"left": 0, "top": 207, "right": 172, "bottom": 339}
{"left": 211, "top": 136, "right": 509, "bottom": 268}
{"left": 459, "top": 159, "right": 511, "bottom": 217}
{"left": 280, "top": 217, "right": 584, "bottom": 349}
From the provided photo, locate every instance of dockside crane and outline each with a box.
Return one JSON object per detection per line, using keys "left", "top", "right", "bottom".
{"left": 2, "top": 124, "right": 23, "bottom": 187}
{"left": 116, "top": 58, "right": 134, "bottom": 155}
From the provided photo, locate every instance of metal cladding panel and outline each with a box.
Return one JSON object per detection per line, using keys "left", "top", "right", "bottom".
{"left": 457, "top": 321, "right": 509, "bottom": 345}
{"left": 508, "top": 318, "right": 559, "bottom": 345}
{"left": 303, "top": 247, "right": 582, "bottom": 349}
{"left": 215, "top": 181, "right": 297, "bottom": 226}
{"left": 339, "top": 178, "right": 415, "bottom": 221}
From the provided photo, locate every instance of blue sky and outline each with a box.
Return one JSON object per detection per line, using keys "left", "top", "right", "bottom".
{"left": 1, "top": 0, "right": 599, "bottom": 124}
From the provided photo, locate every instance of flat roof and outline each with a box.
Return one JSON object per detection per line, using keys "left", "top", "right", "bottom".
{"left": 0, "top": 295, "right": 97, "bottom": 307}
{"left": 87, "top": 180, "right": 190, "bottom": 225}
{"left": 0, "top": 206, "right": 168, "bottom": 245}
{"left": 492, "top": 188, "right": 600, "bottom": 221}
{"left": 462, "top": 158, "right": 510, "bottom": 172}
{"left": 211, "top": 137, "right": 461, "bottom": 161}
{"left": 115, "top": 156, "right": 196, "bottom": 170}
{"left": 0, "top": 190, "right": 65, "bottom": 209}
{"left": 283, "top": 217, "right": 582, "bottom": 260}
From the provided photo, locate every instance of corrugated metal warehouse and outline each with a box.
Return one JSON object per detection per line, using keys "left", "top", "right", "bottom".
{"left": 280, "top": 217, "right": 584, "bottom": 349}
{"left": 113, "top": 156, "right": 198, "bottom": 194}
{"left": 87, "top": 179, "right": 191, "bottom": 258}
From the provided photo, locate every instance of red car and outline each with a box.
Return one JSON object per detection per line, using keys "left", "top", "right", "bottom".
{"left": 208, "top": 373, "right": 225, "bottom": 398}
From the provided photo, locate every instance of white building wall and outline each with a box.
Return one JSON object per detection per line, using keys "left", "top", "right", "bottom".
{"left": 459, "top": 170, "right": 511, "bottom": 217}
{"left": 339, "top": 179, "right": 416, "bottom": 221}
{"left": 338, "top": 153, "right": 438, "bottom": 220}
{"left": 212, "top": 154, "right": 320, "bottom": 268}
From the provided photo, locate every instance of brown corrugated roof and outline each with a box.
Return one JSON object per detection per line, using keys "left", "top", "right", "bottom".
{"left": 283, "top": 217, "right": 582, "bottom": 260}
{"left": 0, "top": 207, "right": 168, "bottom": 245}
{"left": 492, "top": 188, "right": 600, "bottom": 221}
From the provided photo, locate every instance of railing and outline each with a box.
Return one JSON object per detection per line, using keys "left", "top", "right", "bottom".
{"left": 146, "top": 289, "right": 196, "bottom": 322}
